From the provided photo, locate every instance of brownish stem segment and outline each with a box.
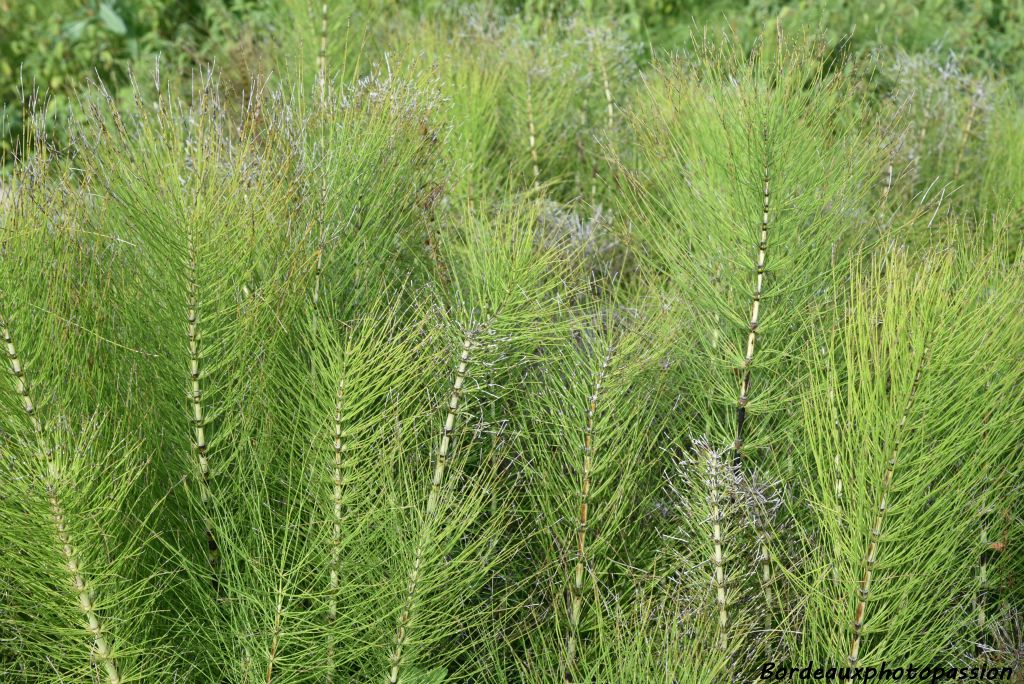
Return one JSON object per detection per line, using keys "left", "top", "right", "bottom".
{"left": 848, "top": 351, "right": 927, "bottom": 666}
{"left": 265, "top": 591, "right": 285, "bottom": 683}
{"left": 565, "top": 346, "right": 615, "bottom": 676}
{"left": 388, "top": 332, "right": 474, "bottom": 684}
{"left": 2, "top": 314, "right": 121, "bottom": 684}
{"left": 327, "top": 377, "right": 346, "bottom": 684}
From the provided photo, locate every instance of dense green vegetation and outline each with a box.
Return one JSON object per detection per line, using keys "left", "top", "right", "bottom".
{"left": 1, "top": 1, "right": 1022, "bottom": 682}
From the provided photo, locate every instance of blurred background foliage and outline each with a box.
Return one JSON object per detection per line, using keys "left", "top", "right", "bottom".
{"left": 2, "top": 0, "right": 1024, "bottom": 161}
{"left": 0, "top": 0, "right": 265, "bottom": 155}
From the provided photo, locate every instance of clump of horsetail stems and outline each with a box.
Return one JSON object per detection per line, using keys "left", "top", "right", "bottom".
{"left": 794, "top": 237, "right": 1024, "bottom": 664}
{"left": 1, "top": 313, "right": 121, "bottom": 684}
{"left": 6, "top": 14, "right": 1024, "bottom": 681}
{"left": 623, "top": 40, "right": 889, "bottom": 640}
{"left": 388, "top": 328, "right": 476, "bottom": 684}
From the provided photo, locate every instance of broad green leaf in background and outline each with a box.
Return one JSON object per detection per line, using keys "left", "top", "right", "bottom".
{"left": 98, "top": 2, "right": 127, "bottom": 36}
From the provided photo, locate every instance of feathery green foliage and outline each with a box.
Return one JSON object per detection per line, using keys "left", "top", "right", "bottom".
{"left": 795, "top": 236, "right": 1024, "bottom": 665}
{"left": 2, "top": 9, "right": 1024, "bottom": 683}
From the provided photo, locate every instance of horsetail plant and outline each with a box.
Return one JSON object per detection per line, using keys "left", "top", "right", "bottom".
{"left": 794, "top": 234, "right": 1024, "bottom": 664}
{"left": 303, "top": 300, "right": 430, "bottom": 682}
{"left": 382, "top": 200, "right": 572, "bottom": 683}
{"left": 622, "top": 36, "right": 885, "bottom": 472}
{"left": 620, "top": 40, "right": 891, "bottom": 641}
{"left": 513, "top": 298, "right": 671, "bottom": 679}
{"left": 1, "top": 313, "right": 120, "bottom": 684}
{"left": 659, "top": 434, "right": 772, "bottom": 677}
{"left": 387, "top": 326, "right": 476, "bottom": 684}
{"left": 0, "top": 141, "right": 166, "bottom": 683}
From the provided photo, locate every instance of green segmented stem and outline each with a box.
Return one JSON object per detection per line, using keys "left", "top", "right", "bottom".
{"left": 388, "top": 331, "right": 474, "bottom": 684}
{"left": 265, "top": 591, "right": 286, "bottom": 683}
{"left": 565, "top": 345, "right": 615, "bottom": 676}
{"left": 2, "top": 316, "right": 42, "bottom": 438}
{"left": 848, "top": 349, "right": 927, "bottom": 666}
{"left": 313, "top": 171, "right": 327, "bottom": 308}
{"left": 735, "top": 161, "right": 770, "bottom": 463}
{"left": 327, "top": 377, "right": 347, "bottom": 684}
{"left": 2, "top": 314, "right": 122, "bottom": 684}
{"left": 733, "top": 153, "right": 776, "bottom": 605}
{"left": 700, "top": 441, "right": 730, "bottom": 652}
{"left": 186, "top": 235, "right": 219, "bottom": 582}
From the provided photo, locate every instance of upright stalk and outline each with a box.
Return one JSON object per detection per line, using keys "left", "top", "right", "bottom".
{"left": 848, "top": 350, "right": 928, "bottom": 666}
{"left": 702, "top": 442, "right": 730, "bottom": 652}
{"left": 525, "top": 75, "right": 540, "bottom": 189}
{"left": 326, "top": 377, "right": 347, "bottom": 684}
{"left": 588, "top": 39, "right": 615, "bottom": 206}
{"left": 734, "top": 149, "right": 775, "bottom": 601}
{"left": 186, "top": 234, "right": 219, "bottom": 584}
{"left": 735, "top": 158, "right": 770, "bottom": 464}
{"left": 312, "top": 164, "right": 328, "bottom": 308}
{"left": 264, "top": 589, "right": 286, "bottom": 683}
{"left": 882, "top": 152, "right": 894, "bottom": 204}
{"left": 388, "top": 331, "right": 475, "bottom": 684}
{"left": 596, "top": 59, "right": 615, "bottom": 206}
{"left": 599, "top": 61, "right": 614, "bottom": 135}
{"left": 976, "top": 407, "right": 994, "bottom": 659}
{"left": 564, "top": 345, "right": 615, "bottom": 676}
{"left": 317, "top": 2, "right": 329, "bottom": 107}
{"left": 1, "top": 313, "right": 121, "bottom": 684}
{"left": 953, "top": 94, "right": 978, "bottom": 183}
